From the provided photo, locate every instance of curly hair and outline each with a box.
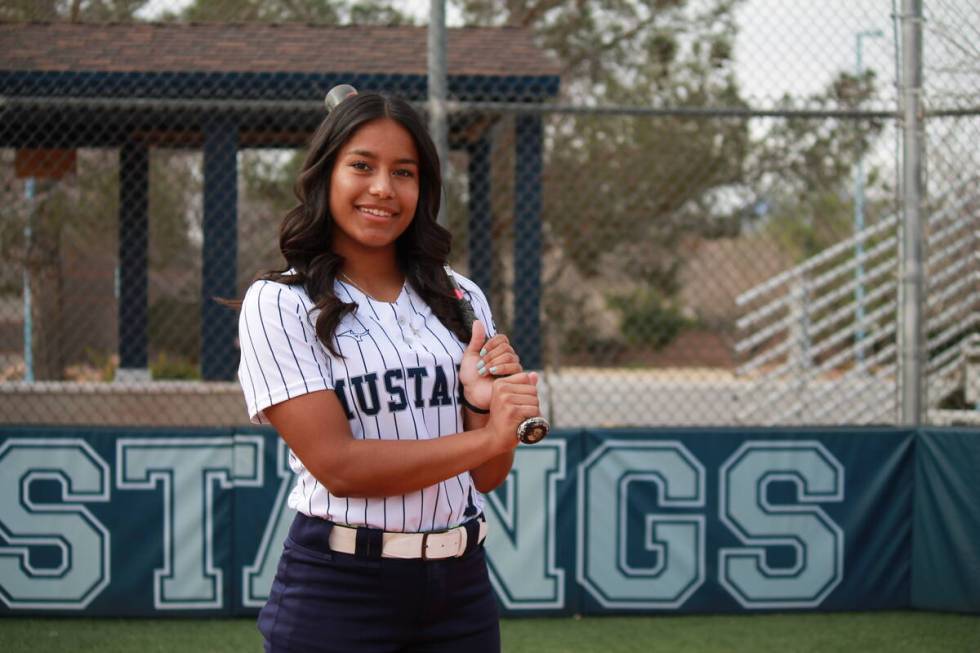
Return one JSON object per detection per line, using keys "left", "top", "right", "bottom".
{"left": 257, "top": 92, "right": 470, "bottom": 355}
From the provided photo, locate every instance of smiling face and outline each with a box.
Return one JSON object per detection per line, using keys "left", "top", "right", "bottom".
{"left": 328, "top": 117, "right": 420, "bottom": 260}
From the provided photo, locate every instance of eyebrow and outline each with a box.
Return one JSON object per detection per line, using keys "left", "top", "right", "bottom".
{"left": 346, "top": 148, "right": 418, "bottom": 165}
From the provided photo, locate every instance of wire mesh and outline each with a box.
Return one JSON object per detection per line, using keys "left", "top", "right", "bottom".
{"left": 0, "top": 0, "right": 977, "bottom": 428}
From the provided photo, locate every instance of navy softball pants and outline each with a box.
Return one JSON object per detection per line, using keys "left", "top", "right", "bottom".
{"left": 258, "top": 513, "right": 500, "bottom": 652}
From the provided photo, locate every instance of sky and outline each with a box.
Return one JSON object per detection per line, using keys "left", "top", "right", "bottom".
{"left": 732, "top": 0, "right": 897, "bottom": 106}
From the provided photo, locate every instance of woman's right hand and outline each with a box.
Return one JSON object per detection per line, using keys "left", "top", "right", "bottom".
{"left": 485, "top": 372, "right": 540, "bottom": 454}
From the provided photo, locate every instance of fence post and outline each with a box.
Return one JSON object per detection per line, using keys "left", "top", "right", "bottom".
{"left": 898, "top": 0, "right": 926, "bottom": 425}
{"left": 790, "top": 272, "right": 812, "bottom": 422}
{"left": 428, "top": 0, "right": 449, "bottom": 228}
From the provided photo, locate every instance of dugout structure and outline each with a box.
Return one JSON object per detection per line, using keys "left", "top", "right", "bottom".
{"left": 0, "top": 21, "right": 560, "bottom": 381}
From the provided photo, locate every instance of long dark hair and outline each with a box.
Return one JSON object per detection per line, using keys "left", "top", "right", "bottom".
{"left": 258, "top": 93, "right": 469, "bottom": 355}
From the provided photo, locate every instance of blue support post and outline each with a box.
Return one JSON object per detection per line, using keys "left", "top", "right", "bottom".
{"left": 467, "top": 133, "right": 493, "bottom": 296}
{"left": 201, "top": 120, "right": 239, "bottom": 381}
{"left": 853, "top": 29, "right": 883, "bottom": 369}
{"left": 513, "top": 115, "right": 542, "bottom": 370}
{"left": 23, "top": 178, "right": 35, "bottom": 382}
{"left": 118, "top": 141, "right": 149, "bottom": 376}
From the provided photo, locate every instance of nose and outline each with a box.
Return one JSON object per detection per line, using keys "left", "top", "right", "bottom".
{"left": 369, "top": 173, "right": 394, "bottom": 199}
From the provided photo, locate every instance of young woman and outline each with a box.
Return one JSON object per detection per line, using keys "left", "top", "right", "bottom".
{"left": 236, "top": 91, "right": 539, "bottom": 652}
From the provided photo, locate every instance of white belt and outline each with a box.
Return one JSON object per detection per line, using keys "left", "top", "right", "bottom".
{"left": 328, "top": 520, "right": 488, "bottom": 560}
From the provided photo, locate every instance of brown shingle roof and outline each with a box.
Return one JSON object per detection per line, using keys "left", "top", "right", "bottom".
{"left": 0, "top": 22, "right": 559, "bottom": 77}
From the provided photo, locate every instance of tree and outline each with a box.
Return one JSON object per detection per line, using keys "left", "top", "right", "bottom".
{"left": 748, "top": 69, "right": 886, "bottom": 261}
{"left": 169, "top": 0, "right": 413, "bottom": 25}
{"left": 0, "top": 0, "right": 151, "bottom": 21}
{"left": 454, "top": 0, "right": 740, "bottom": 101}
{"left": 452, "top": 0, "right": 750, "bottom": 361}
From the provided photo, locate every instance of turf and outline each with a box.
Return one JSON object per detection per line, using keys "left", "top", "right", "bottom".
{"left": 501, "top": 612, "right": 980, "bottom": 652}
{"left": 0, "top": 611, "right": 977, "bottom": 652}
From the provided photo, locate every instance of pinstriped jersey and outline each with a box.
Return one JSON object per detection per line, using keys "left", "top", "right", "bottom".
{"left": 237, "top": 270, "right": 496, "bottom": 533}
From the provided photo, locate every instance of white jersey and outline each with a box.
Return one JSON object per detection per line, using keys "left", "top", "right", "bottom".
{"left": 237, "top": 270, "right": 496, "bottom": 533}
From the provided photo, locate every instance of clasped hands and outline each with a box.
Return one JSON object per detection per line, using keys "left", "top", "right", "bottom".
{"left": 459, "top": 321, "right": 540, "bottom": 448}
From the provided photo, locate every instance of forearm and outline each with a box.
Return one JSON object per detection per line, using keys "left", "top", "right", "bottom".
{"left": 463, "top": 408, "right": 516, "bottom": 492}
{"left": 311, "top": 427, "right": 502, "bottom": 498}
{"left": 268, "top": 379, "right": 534, "bottom": 502}
{"left": 470, "top": 450, "right": 515, "bottom": 493}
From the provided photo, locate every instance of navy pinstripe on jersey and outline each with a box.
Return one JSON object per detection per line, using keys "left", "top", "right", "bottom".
{"left": 237, "top": 271, "right": 495, "bottom": 533}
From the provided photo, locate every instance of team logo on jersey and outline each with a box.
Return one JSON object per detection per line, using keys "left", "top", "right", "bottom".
{"left": 337, "top": 328, "right": 370, "bottom": 342}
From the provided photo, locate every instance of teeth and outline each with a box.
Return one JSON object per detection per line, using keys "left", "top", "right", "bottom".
{"left": 360, "top": 207, "right": 393, "bottom": 218}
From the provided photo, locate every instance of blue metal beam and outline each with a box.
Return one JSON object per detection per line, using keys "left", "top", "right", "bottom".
{"left": 118, "top": 141, "right": 149, "bottom": 372}
{"left": 0, "top": 71, "right": 560, "bottom": 103}
{"left": 201, "top": 119, "right": 239, "bottom": 381}
{"left": 467, "top": 133, "right": 493, "bottom": 298}
{"left": 513, "top": 115, "right": 543, "bottom": 369}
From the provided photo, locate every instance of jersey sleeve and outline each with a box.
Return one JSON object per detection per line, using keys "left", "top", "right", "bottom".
{"left": 454, "top": 274, "right": 497, "bottom": 338}
{"left": 237, "top": 280, "right": 334, "bottom": 425}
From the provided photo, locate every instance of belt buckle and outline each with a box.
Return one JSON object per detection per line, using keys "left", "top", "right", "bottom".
{"left": 420, "top": 532, "right": 431, "bottom": 560}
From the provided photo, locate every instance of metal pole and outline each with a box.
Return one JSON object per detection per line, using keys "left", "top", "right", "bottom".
{"left": 853, "top": 29, "right": 883, "bottom": 369}
{"left": 898, "top": 0, "right": 925, "bottom": 425}
{"left": 428, "top": 0, "right": 449, "bottom": 227}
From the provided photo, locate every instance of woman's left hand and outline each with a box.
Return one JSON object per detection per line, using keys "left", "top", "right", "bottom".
{"left": 459, "top": 320, "right": 522, "bottom": 411}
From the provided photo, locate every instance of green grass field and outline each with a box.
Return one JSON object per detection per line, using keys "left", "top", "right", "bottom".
{"left": 1, "top": 611, "right": 978, "bottom": 652}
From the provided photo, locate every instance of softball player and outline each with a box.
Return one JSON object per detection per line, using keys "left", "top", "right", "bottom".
{"left": 237, "top": 91, "right": 539, "bottom": 652}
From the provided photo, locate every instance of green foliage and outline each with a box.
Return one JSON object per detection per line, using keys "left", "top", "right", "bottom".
{"left": 456, "top": 0, "right": 750, "bottom": 361}
{"left": 174, "top": 0, "right": 342, "bottom": 23}
{"left": 748, "top": 70, "right": 888, "bottom": 262}
{"left": 561, "top": 322, "right": 627, "bottom": 361}
{"left": 454, "top": 0, "right": 732, "bottom": 97}
{"left": 453, "top": 3, "right": 743, "bottom": 347}
{"left": 751, "top": 70, "right": 884, "bottom": 198}
{"left": 150, "top": 352, "right": 201, "bottom": 380}
{"left": 149, "top": 150, "right": 202, "bottom": 267}
{"left": 453, "top": 0, "right": 744, "bottom": 113}
{"left": 172, "top": 0, "right": 413, "bottom": 25}
{"left": 73, "top": 348, "right": 117, "bottom": 382}
{"left": 241, "top": 150, "right": 302, "bottom": 212}
{"left": 0, "top": 0, "right": 150, "bottom": 21}
{"left": 762, "top": 190, "right": 855, "bottom": 261}
{"left": 148, "top": 297, "right": 201, "bottom": 362}
{"left": 1, "top": 0, "right": 414, "bottom": 25}
{"left": 0, "top": 152, "right": 121, "bottom": 379}
{"left": 0, "top": 0, "right": 58, "bottom": 21}
{"left": 347, "top": 0, "right": 414, "bottom": 25}
{"left": 607, "top": 287, "right": 689, "bottom": 349}
{"left": 542, "top": 109, "right": 749, "bottom": 282}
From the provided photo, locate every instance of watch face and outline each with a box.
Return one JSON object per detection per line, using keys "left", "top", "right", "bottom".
{"left": 518, "top": 417, "right": 550, "bottom": 444}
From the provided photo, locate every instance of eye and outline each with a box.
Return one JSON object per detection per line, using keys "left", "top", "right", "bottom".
{"left": 394, "top": 168, "right": 416, "bottom": 178}
{"left": 349, "top": 161, "right": 371, "bottom": 171}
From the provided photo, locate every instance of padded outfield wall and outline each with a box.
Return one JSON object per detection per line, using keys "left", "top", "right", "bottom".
{"left": 0, "top": 426, "right": 977, "bottom": 616}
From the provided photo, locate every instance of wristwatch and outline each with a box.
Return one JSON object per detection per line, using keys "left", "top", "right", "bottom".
{"left": 517, "top": 417, "right": 549, "bottom": 444}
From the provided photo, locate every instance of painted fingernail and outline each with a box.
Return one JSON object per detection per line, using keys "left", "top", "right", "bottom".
{"left": 477, "top": 360, "right": 486, "bottom": 370}
{"left": 480, "top": 348, "right": 487, "bottom": 357}
{"left": 478, "top": 368, "right": 487, "bottom": 376}
{"left": 489, "top": 366, "right": 497, "bottom": 374}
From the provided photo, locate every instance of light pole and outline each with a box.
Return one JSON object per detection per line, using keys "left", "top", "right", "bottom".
{"left": 428, "top": 0, "right": 449, "bottom": 227}
{"left": 853, "top": 28, "right": 883, "bottom": 369}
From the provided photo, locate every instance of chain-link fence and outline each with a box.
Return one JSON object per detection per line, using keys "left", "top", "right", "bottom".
{"left": 0, "top": 0, "right": 976, "bottom": 428}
